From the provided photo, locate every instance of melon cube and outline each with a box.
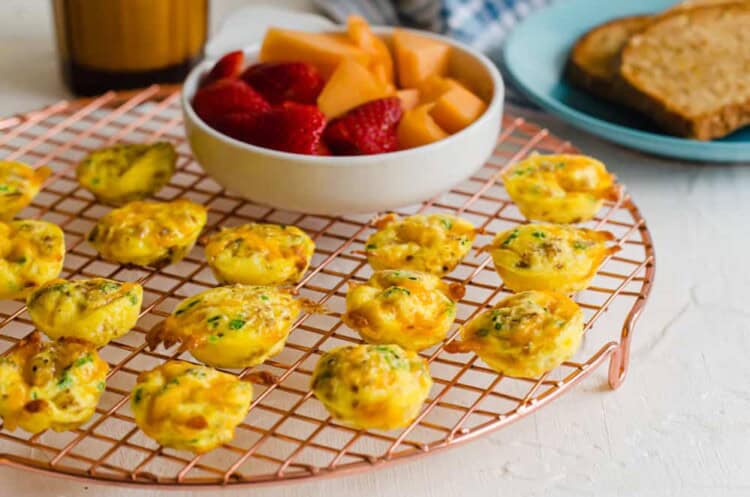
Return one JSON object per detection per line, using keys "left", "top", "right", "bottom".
{"left": 417, "top": 75, "right": 465, "bottom": 103}
{"left": 396, "top": 88, "right": 420, "bottom": 111}
{"left": 392, "top": 29, "right": 451, "bottom": 88}
{"left": 317, "top": 59, "right": 391, "bottom": 118}
{"left": 397, "top": 104, "right": 449, "bottom": 149}
{"left": 347, "top": 16, "right": 395, "bottom": 86}
{"left": 429, "top": 86, "right": 487, "bottom": 133}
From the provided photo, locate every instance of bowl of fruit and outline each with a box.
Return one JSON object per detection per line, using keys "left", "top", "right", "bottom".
{"left": 181, "top": 17, "right": 503, "bottom": 215}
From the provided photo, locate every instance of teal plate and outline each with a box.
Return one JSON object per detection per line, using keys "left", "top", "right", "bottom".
{"left": 502, "top": 0, "right": 750, "bottom": 163}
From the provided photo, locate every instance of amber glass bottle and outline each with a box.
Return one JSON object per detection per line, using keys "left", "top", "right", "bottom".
{"left": 52, "top": 0, "right": 209, "bottom": 96}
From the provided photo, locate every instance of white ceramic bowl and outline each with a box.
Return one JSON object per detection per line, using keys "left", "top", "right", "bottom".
{"left": 181, "top": 27, "right": 504, "bottom": 215}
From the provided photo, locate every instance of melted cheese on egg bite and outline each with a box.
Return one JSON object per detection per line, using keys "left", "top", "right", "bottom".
{"left": 0, "top": 332, "right": 108, "bottom": 433}
{"left": 203, "top": 223, "right": 315, "bottom": 286}
{"left": 131, "top": 361, "right": 253, "bottom": 453}
{"left": 488, "top": 224, "right": 619, "bottom": 294}
{"left": 503, "top": 154, "right": 619, "bottom": 224}
{"left": 0, "top": 161, "right": 51, "bottom": 221}
{"left": 0, "top": 219, "right": 65, "bottom": 299}
{"left": 458, "top": 291, "right": 584, "bottom": 378}
{"left": 311, "top": 344, "right": 432, "bottom": 430}
{"left": 147, "top": 285, "right": 302, "bottom": 369}
{"left": 343, "top": 269, "right": 462, "bottom": 351}
{"left": 364, "top": 213, "right": 476, "bottom": 275}
{"left": 76, "top": 142, "right": 176, "bottom": 206}
{"left": 27, "top": 278, "right": 143, "bottom": 346}
{"left": 87, "top": 199, "right": 207, "bottom": 267}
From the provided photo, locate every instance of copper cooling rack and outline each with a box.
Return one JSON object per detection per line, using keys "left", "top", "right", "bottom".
{"left": 0, "top": 85, "right": 654, "bottom": 488}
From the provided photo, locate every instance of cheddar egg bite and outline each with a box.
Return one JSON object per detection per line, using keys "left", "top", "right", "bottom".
{"left": 203, "top": 223, "right": 315, "bottom": 286}
{"left": 0, "top": 161, "right": 51, "bottom": 221}
{"left": 147, "top": 285, "right": 302, "bottom": 369}
{"left": 343, "top": 269, "right": 462, "bottom": 351}
{"left": 76, "top": 142, "right": 176, "bottom": 206}
{"left": 311, "top": 344, "right": 432, "bottom": 430}
{"left": 457, "top": 291, "right": 584, "bottom": 378}
{"left": 0, "top": 220, "right": 65, "bottom": 299}
{"left": 364, "top": 213, "right": 476, "bottom": 275}
{"left": 87, "top": 199, "right": 207, "bottom": 267}
{"left": 488, "top": 224, "right": 619, "bottom": 294}
{"left": 0, "top": 332, "right": 108, "bottom": 433}
{"left": 131, "top": 361, "right": 253, "bottom": 453}
{"left": 503, "top": 154, "right": 619, "bottom": 224}
{"left": 27, "top": 278, "right": 143, "bottom": 346}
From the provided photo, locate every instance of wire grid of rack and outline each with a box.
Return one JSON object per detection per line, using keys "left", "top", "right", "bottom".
{"left": 0, "top": 85, "right": 654, "bottom": 488}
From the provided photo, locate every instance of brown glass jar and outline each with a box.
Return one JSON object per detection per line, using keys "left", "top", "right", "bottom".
{"left": 52, "top": 0, "right": 209, "bottom": 96}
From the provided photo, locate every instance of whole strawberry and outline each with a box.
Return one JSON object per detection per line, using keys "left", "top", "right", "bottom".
{"left": 192, "top": 79, "right": 270, "bottom": 128}
{"left": 323, "top": 97, "right": 403, "bottom": 155}
{"left": 250, "top": 102, "right": 327, "bottom": 155}
{"left": 202, "top": 50, "right": 244, "bottom": 86}
{"left": 242, "top": 62, "right": 325, "bottom": 105}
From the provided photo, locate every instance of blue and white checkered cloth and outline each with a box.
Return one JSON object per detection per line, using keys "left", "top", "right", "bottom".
{"left": 312, "top": 0, "right": 554, "bottom": 107}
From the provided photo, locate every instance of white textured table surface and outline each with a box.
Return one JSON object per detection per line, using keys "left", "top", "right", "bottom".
{"left": 0, "top": 2, "right": 748, "bottom": 497}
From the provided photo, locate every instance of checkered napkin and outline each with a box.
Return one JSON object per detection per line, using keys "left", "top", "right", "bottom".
{"left": 312, "top": 0, "right": 554, "bottom": 107}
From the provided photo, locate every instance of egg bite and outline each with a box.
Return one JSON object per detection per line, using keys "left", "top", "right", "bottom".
{"left": 27, "top": 278, "right": 143, "bottom": 346}
{"left": 0, "top": 332, "right": 108, "bottom": 433}
{"left": 0, "top": 161, "right": 51, "bottom": 221}
{"left": 364, "top": 213, "right": 476, "bottom": 275}
{"left": 488, "top": 223, "right": 619, "bottom": 294}
{"left": 76, "top": 142, "right": 177, "bottom": 206}
{"left": 343, "top": 269, "right": 463, "bottom": 351}
{"left": 131, "top": 360, "right": 253, "bottom": 453}
{"left": 311, "top": 344, "right": 432, "bottom": 430}
{"left": 0, "top": 220, "right": 65, "bottom": 300}
{"left": 203, "top": 223, "right": 315, "bottom": 286}
{"left": 503, "top": 154, "right": 619, "bottom": 224}
{"left": 455, "top": 291, "right": 584, "bottom": 378}
{"left": 147, "top": 285, "right": 305, "bottom": 369}
{"left": 87, "top": 199, "right": 207, "bottom": 267}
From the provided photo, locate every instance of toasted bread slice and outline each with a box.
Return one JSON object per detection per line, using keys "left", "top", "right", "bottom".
{"left": 619, "top": 3, "right": 750, "bottom": 140}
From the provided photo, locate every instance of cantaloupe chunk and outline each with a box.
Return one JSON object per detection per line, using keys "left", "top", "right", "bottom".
{"left": 396, "top": 89, "right": 420, "bottom": 111}
{"left": 317, "top": 59, "right": 391, "bottom": 118}
{"left": 392, "top": 29, "right": 451, "bottom": 88}
{"left": 347, "top": 16, "right": 394, "bottom": 86}
{"left": 417, "top": 75, "right": 465, "bottom": 103}
{"left": 429, "top": 86, "right": 487, "bottom": 133}
{"left": 260, "top": 28, "right": 370, "bottom": 78}
{"left": 397, "top": 104, "right": 449, "bottom": 149}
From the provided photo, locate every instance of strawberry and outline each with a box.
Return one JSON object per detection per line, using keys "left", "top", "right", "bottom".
{"left": 323, "top": 97, "right": 403, "bottom": 155}
{"left": 203, "top": 50, "right": 244, "bottom": 86}
{"left": 212, "top": 112, "right": 262, "bottom": 142}
{"left": 242, "top": 62, "right": 325, "bottom": 105}
{"left": 192, "top": 79, "right": 270, "bottom": 128}
{"left": 249, "top": 102, "right": 326, "bottom": 155}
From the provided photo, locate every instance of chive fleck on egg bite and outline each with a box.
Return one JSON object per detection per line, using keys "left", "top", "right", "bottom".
{"left": 488, "top": 223, "right": 619, "bottom": 294}
{"left": 0, "top": 220, "right": 65, "bottom": 300}
{"left": 343, "top": 269, "right": 463, "bottom": 351}
{"left": 0, "top": 332, "right": 108, "bottom": 433}
{"left": 131, "top": 361, "right": 253, "bottom": 453}
{"left": 87, "top": 199, "right": 207, "bottom": 267}
{"left": 364, "top": 213, "right": 476, "bottom": 275}
{"left": 27, "top": 278, "right": 143, "bottom": 346}
{"left": 455, "top": 291, "right": 584, "bottom": 378}
{"left": 76, "top": 142, "right": 177, "bottom": 206}
{"left": 0, "top": 162, "right": 51, "bottom": 221}
{"left": 203, "top": 223, "right": 315, "bottom": 286}
{"left": 147, "top": 285, "right": 304, "bottom": 369}
{"left": 503, "top": 154, "right": 619, "bottom": 224}
{"left": 311, "top": 344, "right": 432, "bottom": 430}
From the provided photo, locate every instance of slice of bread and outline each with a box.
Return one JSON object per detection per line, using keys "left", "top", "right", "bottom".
{"left": 619, "top": 3, "right": 750, "bottom": 140}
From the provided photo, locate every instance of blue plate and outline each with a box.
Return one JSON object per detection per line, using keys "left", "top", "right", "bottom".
{"left": 502, "top": 0, "right": 750, "bottom": 163}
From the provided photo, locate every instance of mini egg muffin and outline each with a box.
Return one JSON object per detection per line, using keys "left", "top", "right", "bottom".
{"left": 0, "top": 161, "right": 51, "bottom": 221}
{"left": 147, "top": 285, "right": 302, "bottom": 368}
{"left": 87, "top": 199, "right": 207, "bottom": 267}
{"left": 488, "top": 224, "right": 619, "bottom": 294}
{"left": 203, "top": 223, "right": 315, "bottom": 286}
{"left": 457, "top": 291, "right": 584, "bottom": 378}
{"left": 27, "top": 278, "right": 143, "bottom": 346}
{"left": 0, "top": 332, "right": 108, "bottom": 433}
{"left": 503, "top": 154, "right": 619, "bottom": 224}
{"left": 0, "top": 220, "right": 65, "bottom": 299}
{"left": 343, "top": 269, "right": 463, "bottom": 351}
{"left": 364, "top": 213, "right": 476, "bottom": 275}
{"left": 131, "top": 361, "right": 253, "bottom": 453}
{"left": 311, "top": 344, "right": 432, "bottom": 430}
{"left": 76, "top": 142, "right": 176, "bottom": 206}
